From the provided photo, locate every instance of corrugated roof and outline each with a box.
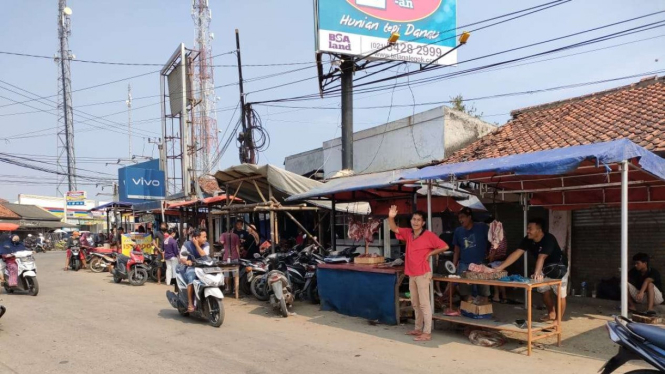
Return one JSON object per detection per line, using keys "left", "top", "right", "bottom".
{"left": 3, "top": 203, "right": 61, "bottom": 221}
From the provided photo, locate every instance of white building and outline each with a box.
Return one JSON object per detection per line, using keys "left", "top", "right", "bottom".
{"left": 284, "top": 106, "right": 497, "bottom": 178}
{"left": 16, "top": 194, "right": 110, "bottom": 231}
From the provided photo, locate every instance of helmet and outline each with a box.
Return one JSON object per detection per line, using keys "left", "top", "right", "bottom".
{"left": 28, "top": 234, "right": 33, "bottom": 237}
{"left": 72, "top": 231, "right": 80, "bottom": 237}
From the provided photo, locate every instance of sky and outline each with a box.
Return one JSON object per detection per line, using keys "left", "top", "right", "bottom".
{"left": 0, "top": 0, "right": 663, "bottom": 202}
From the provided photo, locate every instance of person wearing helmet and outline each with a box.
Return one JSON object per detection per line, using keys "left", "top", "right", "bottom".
{"left": 64, "top": 231, "right": 87, "bottom": 271}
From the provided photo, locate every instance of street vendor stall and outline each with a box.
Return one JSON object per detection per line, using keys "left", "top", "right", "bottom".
{"left": 287, "top": 168, "right": 483, "bottom": 325}
{"left": 397, "top": 139, "right": 665, "bottom": 320}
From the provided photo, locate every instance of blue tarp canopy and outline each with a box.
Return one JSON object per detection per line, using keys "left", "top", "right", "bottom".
{"left": 397, "top": 139, "right": 665, "bottom": 210}
{"left": 399, "top": 139, "right": 665, "bottom": 182}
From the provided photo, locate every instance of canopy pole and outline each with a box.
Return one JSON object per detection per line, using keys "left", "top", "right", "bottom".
{"left": 331, "top": 196, "right": 337, "bottom": 251}
{"left": 269, "top": 185, "right": 275, "bottom": 254}
{"left": 427, "top": 181, "right": 434, "bottom": 313}
{"left": 621, "top": 160, "right": 629, "bottom": 317}
{"left": 522, "top": 194, "right": 528, "bottom": 309}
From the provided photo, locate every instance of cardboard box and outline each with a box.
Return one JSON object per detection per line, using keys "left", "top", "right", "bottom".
{"left": 460, "top": 301, "right": 493, "bottom": 319}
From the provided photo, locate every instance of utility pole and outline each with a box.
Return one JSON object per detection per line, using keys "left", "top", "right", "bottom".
{"left": 340, "top": 55, "right": 354, "bottom": 171}
{"left": 55, "top": 0, "right": 77, "bottom": 194}
{"left": 127, "top": 84, "right": 132, "bottom": 159}
{"left": 235, "top": 29, "right": 255, "bottom": 164}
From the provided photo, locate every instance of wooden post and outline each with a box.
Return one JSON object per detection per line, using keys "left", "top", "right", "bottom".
{"left": 331, "top": 196, "right": 337, "bottom": 251}
{"left": 282, "top": 210, "right": 322, "bottom": 248}
{"left": 269, "top": 185, "right": 275, "bottom": 253}
{"left": 225, "top": 183, "right": 231, "bottom": 233}
{"left": 318, "top": 211, "right": 324, "bottom": 248}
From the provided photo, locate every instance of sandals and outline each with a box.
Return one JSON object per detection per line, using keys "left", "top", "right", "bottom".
{"left": 405, "top": 330, "right": 422, "bottom": 336}
{"left": 187, "top": 306, "right": 195, "bottom": 313}
{"left": 414, "top": 334, "right": 432, "bottom": 341}
{"left": 539, "top": 314, "right": 556, "bottom": 322}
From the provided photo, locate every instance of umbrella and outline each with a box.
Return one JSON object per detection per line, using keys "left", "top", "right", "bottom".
{"left": 0, "top": 223, "right": 19, "bottom": 231}
{"left": 53, "top": 229, "right": 66, "bottom": 233}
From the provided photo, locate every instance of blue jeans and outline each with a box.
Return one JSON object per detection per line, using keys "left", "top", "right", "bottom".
{"left": 178, "top": 266, "right": 197, "bottom": 285}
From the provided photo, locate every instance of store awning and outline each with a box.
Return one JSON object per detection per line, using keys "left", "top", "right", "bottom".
{"left": 397, "top": 139, "right": 665, "bottom": 210}
{"left": 89, "top": 201, "right": 134, "bottom": 212}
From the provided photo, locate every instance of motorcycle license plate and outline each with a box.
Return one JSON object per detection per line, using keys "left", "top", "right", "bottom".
{"left": 203, "top": 267, "right": 222, "bottom": 274}
{"left": 305, "top": 272, "right": 315, "bottom": 278}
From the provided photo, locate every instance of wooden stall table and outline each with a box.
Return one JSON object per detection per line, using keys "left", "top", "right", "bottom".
{"left": 433, "top": 276, "right": 563, "bottom": 356}
{"left": 317, "top": 263, "right": 406, "bottom": 324}
{"left": 220, "top": 263, "right": 240, "bottom": 299}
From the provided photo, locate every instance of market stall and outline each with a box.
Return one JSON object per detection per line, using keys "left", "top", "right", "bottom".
{"left": 397, "top": 139, "right": 665, "bottom": 319}
{"left": 287, "top": 168, "right": 483, "bottom": 325}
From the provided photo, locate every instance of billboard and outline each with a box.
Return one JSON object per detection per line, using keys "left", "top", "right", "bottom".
{"left": 315, "top": 0, "right": 457, "bottom": 65}
{"left": 119, "top": 160, "right": 166, "bottom": 202}
{"left": 121, "top": 233, "right": 154, "bottom": 256}
{"left": 66, "top": 191, "right": 86, "bottom": 206}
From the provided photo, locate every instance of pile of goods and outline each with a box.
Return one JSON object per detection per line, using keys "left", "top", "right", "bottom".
{"left": 348, "top": 218, "right": 384, "bottom": 265}
{"left": 461, "top": 263, "right": 507, "bottom": 280}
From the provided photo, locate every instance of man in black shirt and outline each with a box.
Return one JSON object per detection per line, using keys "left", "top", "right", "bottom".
{"left": 628, "top": 253, "right": 663, "bottom": 315}
{"left": 494, "top": 217, "right": 568, "bottom": 322}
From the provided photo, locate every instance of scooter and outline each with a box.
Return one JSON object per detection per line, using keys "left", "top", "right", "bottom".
{"left": 268, "top": 271, "right": 293, "bottom": 318}
{"left": 68, "top": 245, "right": 84, "bottom": 271}
{"left": 166, "top": 256, "right": 225, "bottom": 327}
{"left": 112, "top": 250, "right": 148, "bottom": 286}
{"left": 601, "top": 315, "right": 665, "bottom": 373}
{"left": 2, "top": 250, "right": 39, "bottom": 296}
{"left": 239, "top": 255, "right": 268, "bottom": 295}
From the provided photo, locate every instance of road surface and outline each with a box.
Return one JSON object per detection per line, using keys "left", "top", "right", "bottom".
{"left": 0, "top": 252, "right": 639, "bottom": 373}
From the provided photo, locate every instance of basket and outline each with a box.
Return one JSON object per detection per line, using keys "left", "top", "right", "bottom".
{"left": 461, "top": 271, "right": 507, "bottom": 280}
{"left": 354, "top": 256, "right": 385, "bottom": 265}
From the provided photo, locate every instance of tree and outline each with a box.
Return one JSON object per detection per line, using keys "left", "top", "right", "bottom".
{"left": 450, "top": 94, "right": 483, "bottom": 118}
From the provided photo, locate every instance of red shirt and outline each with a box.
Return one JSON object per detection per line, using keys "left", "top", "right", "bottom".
{"left": 395, "top": 228, "right": 448, "bottom": 276}
{"left": 219, "top": 232, "right": 240, "bottom": 261}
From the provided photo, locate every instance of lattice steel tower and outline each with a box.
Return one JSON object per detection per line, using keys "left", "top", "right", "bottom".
{"left": 55, "top": 0, "right": 77, "bottom": 195}
{"left": 191, "top": 0, "right": 218, "bottom": 175}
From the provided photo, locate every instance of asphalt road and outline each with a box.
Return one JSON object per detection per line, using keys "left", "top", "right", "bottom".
{"left": 0, "top": 252, "right": 638, "bottom": 374}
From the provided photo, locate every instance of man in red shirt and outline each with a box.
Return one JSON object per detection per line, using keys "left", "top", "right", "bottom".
{"left": 389, "top": 205, "right": 448, "bottom": 341}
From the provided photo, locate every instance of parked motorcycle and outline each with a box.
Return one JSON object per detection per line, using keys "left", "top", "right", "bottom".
{"left": 268, "top": 271, "right": 293, "bottom": 317}
{"left": 166, "top": 256, "right": 225, "bottom": 327}
{"left": 88, "top": 252, "right": 117, "bottom": 273}
{"left": 34, "top": 243, "right": 45, "bottom": 253}
{"left": 601, "top": 315, "right": 665, "bottom": 373}
{"left": 145, "top": 253, "right": 166, "bottom": 283}
{"left": 250, "top": 251, "right": 293, "bottom": 301}
{"left": 112, "top": 250, "right": 148, "bottom": 286}
{"left": 239, "top": 255, "right": 268, "bottom": 295}
{"left": 2, "top": 250, "right": 39, "bottom": 296}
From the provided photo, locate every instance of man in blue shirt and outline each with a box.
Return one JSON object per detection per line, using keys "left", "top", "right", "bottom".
{"left": 453, "top": 207, "right": 490, "bottom": 303}
{"left": 178, "top": 229, "right": 209, "bottom": 312}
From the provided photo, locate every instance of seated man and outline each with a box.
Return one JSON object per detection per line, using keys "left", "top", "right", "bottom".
{"left": 179, "top": 229, "right": 209, "bottom": 312}
{"left": 493, "top": 217, "right": 568, "bottom": 323}
{"left": 628, "top": 252, "right": 663, "bottom": 316}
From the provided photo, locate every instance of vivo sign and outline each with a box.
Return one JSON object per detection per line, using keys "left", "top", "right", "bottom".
{"left": 119, "top": 164, "right": 165, "bottom": 201}
{"left": 132, "top": 177, "right": 161, "bottom": 187}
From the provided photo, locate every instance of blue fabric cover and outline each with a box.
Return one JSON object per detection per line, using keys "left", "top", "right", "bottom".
{"left": 400, "top": 139, "right": 665, "bottom": 181}
{"left": 318, "top": 268, "right": 398, "bottom": 325}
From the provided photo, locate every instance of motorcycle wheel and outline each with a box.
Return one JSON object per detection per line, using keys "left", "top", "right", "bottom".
{"left": 250, "top": 276, "right": 269, "bottom": 301}
{"left": 206, "top": 296, "right": 225, "bottom": 328}
{"left": 149, "top": 267, "right": 165, "bottom": 283}
{"left": 27, "top": 277, "right": 39, "bottom": 296}
{"left": 0, "top": 305, "right": 5, "bottom": 319}
{"left": 73, "top": 260, "right": 80, "bottom": 272}
{"left": 89, "top": 258, "right": 105, "bottom": 273}
{"left": 3, "top": 283, "right": 13, "bottom": 294}
{"left": 279, "top": 297, "right": 289, "bottom": 318}
{"left": 128, "top": 268, "right": 148, "bottom": 286}
{"left": 239, "top": 274, "right": 251, "bottom": 295}
{"left": 112, "top": 272, "right": 122, "bottom": 283}
{"left": 307, "top": 278, "right": 320, "bottom": 304}
{"left": 624, "top": 371, "right": 661, "bottom": 373}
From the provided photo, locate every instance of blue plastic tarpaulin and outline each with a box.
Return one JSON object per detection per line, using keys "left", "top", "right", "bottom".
{"left": 398, "top": 139, "right": 665, "bottom": 182}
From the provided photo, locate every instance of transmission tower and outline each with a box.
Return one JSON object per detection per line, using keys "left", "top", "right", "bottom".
{"left": 55, "top": 0, "right": 77, "bottom": 195}
{"left": 191, "top": 0, "right": 219, "bottom": 175}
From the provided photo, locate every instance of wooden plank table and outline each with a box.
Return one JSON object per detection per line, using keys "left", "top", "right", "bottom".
{"left": 433, "top": 276, "right": 562, "bottom": 356}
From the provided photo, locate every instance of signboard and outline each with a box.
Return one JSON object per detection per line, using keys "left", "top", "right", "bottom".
{"left": 66, "top": 191, "right": 86, "bottom": 206}
{"left": 315, "top": 0, "right": 457, "bottom": 65}
{"left": 120, "top": 233, "right": 154, "bottom": 256}
{"left": 119, "top": 160, "right": 166, "bottom": 202}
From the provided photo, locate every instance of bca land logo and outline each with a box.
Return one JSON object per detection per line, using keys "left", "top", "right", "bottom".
{"left": 351, "top": 0, "right": 441, "bottom": 22}
{"left": 328, "top": 33, "right": 351, "bottom": 51}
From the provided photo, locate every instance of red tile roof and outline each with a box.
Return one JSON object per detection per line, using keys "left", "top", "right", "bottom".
{"left": 445, "top": 76, "right": 665, "bottom": 163}
{"left": 0, "top": 204, "right": 20, "bottom": 219}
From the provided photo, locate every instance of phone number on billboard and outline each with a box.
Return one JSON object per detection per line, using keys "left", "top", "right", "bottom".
{"left": 370, "top": 42, "right": 443, "bottom": 57}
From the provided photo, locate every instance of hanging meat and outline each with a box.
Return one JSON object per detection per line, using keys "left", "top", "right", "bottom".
{"left": 348, "top": 218, "right": 381, "bottom": 243}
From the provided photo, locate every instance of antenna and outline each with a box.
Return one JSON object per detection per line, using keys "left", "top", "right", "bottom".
{"left": 127, "top": 83, "right": 132, "bottom": 159}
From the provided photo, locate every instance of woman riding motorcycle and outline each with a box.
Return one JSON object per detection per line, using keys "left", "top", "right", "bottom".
{"left": 1, "top": 235, "right": 26, "bottom": 287}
